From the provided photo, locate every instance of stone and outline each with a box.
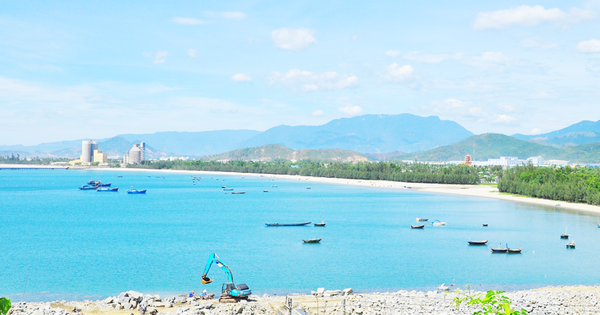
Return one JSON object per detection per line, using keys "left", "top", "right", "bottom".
{"left": 343, "top": 288, "right": 354, "bottom": 295}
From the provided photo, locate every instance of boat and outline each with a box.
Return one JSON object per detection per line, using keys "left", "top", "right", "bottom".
{"left": 97, "top": 182, "right": 112, "bottom": 187}
{"left": 97, "top": 187, "right": 118, "bottom": 192}
{"left": 437, "top": 284, "right": 449, "bottom": 292}
{"left": 468, "top": 240, "right": 488, "bottom": 245}
{"left": 223, "top": 188, "right": 234, "bottom": 191}
{"left": 507, "top": 247, "right": 522, "bottom": 254}
{"left": 222, "top": 186, "right": 227, "bottom": 188}
{"left": 117, "top": 176, "right": 123, "bottom": 178}
{"left": 416, "top": 218, "right": 428, "bottom": 222}
{"left": 231, "top": 191, "right": 245, "bottom": 194}
{"left": 566, "top": 241, "right": 576, "bottom": 249}
{"left": 302, "top": 238, "right": 322, "bottom": 243}
{"left": 560, "top": 228, "right": 569, "bottom": 239}
{"left": 265, "top": 222, "right": 312, "bottom": 227}
{"left": 87, "top": 180, "right": 99, "bottom": 185}
{"left": 306, "top": 187, "right": 311, "bottom": 189}
{"left": 411, "top": 224, "right": 425, "bottom": 229}
{"left": 127, "top": 189, "right": 147, "bottom": 194}
{"left": 483, "top": 223, "right": 489, "bottom": 227}
{"left": 314, "top": 221, "right": 326, "bottom": 227}
{"left": 491, "top": 243, "right": 508, "bottom": 253}
{"left": 431, "top": 220, "right": 446, "bottom": 226}
{"left": 263, "top": 190, "right": 269, "bottom": 192}
{"left": 78, "top": 185, "right": 98, "bottom": 190}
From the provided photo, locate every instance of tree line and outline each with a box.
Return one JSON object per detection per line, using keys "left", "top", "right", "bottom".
{"left": 0, "top": 155, "right": 70, "bottom": 165}
{"left": 498, "top": 164, "right": 600, "bottom": 205}
{"left": 128, "top": 159, "right": 482, "bottom": 185}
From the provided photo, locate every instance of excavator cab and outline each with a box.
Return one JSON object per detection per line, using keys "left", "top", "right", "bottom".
{"left": 222, "top": 283, "right": 235, "bottom": 295}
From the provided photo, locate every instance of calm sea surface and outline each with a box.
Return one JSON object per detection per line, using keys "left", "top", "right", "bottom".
{"left": 2, "top": 169, "right": 600, "bottom": 301}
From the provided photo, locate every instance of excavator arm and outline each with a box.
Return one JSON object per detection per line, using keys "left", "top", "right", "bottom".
{"left": 201, "top": 253, "right": 234, "bottom": 285}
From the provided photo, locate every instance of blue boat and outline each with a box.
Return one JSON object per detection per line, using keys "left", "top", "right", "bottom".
{"left": 97, "top": 182, "right": 112, "bottom": 187}
{"left": 78, "top": 185, "right": 98, "bottom": 190}
{"left": 127, "top": 189, "right": 147, "bottom": 194}
{"left": 265, "top": 222, "right": 312, "bottom": 227}
{"left": 97, "top": 187, "right": 118, "bottom": 192}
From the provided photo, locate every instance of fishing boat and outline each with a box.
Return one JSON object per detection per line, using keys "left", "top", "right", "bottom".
{"left": 411, "top": 224, "right": 425, "bottom": 229}
{"left": 87, "top": 180, "right": 99, "bottom": 185}
{"left": 222, "top": 186, "right": 227, "bottom": 188}
{"left": 483, "top": 223, "right": 489, "bottom": 227}
{"left": 97, "top": 187, "right": 118, "bottom": 192}
{"left": 265, "top": 222, "right": 312, "bottom": 227}
{"left": 560, "top": 228, "right": 569, "bottom": 239}
{"left": 127, "top": 189, "right": 147, "bottom": 194}
{"left": 231, "top": 191, "right": 245, "bottom": 194}
{"left": 468, "top": 240, "right": 488, "bottom": 245}
{"left": 302, "top": 238, "right": 322, "bottom": 243}
{"left": 314, "top": 221, "right": 326, "bottom": 227}
{"left": 223, "top": 188, "right": 234, "bottom": 191}
{"left": 306, "top": 187, "right": 311, "bottom": 189}
{"left": 437, "top": 284, "right": 449, "bottom": 292}
{"left": 507, "top": 247, "right": 522, "bottom": 254}
{"left": 117, "top": 176, "right": 123, "bottom": 178}
{"left": 97, "top": 182, "right": 112, "bottom": 187}
{"left": 431, "top": 220, "right": 446, "bottom": 226}
{"left": 491, "top": 243, "right": 508, "bottom": 253}
{"left": 566, "top": 241, "right": 576, "bottom": 249}
{"left": 416, "top": 218, "right": 428, "bottom": 222}
{"left": 263, "top": 190, "right": 269, "bottom": 192}
{"left": 78, "top": 185, "right": 98, "bottom": 190}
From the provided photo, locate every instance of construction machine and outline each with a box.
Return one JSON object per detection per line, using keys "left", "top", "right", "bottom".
{"left": 201, "top": 253, "right": 252, "bottom": 303}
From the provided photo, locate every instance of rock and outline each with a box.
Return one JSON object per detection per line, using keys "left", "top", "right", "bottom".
{"left": 343, "top": 288, "right": 354, "bottom": 296}
{"left": 103, "top": 297, "right": 113, "bottom": 304}
{"left": 153, "top": 295, "right": 162, "bottom": 302}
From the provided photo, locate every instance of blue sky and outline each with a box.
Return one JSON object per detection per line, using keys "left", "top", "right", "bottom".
{"left": 1, "top": 0, "right": 600, "bottom": 145}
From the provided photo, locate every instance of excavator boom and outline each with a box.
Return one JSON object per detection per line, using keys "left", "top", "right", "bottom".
{"left": 201, "top": 253, "right": 234, "bottom": 284}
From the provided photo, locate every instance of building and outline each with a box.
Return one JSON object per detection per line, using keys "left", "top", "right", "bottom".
{"left": 527, "top": 156, "right": 544, "bottom": 166}
{"left": 93, "top": 149, "right": 108, "bottom": 164}
{"left": 486, "top": 156, "right": 527, "bottom": 167}
{"left": 124, "top": 143, "right": 146, "bottom": 164}
{"left": 70, "top": 140, "right": 102, "bottom": 166}
{"left": 545, "top": 159, "right": 569, "bottom": 167}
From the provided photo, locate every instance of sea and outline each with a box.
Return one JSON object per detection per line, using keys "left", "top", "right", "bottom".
{"left": 2, "top": 169, "right": 600, "bottom": 302}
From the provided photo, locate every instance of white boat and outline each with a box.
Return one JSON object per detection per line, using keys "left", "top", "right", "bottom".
{"left": 437, "top": 283, "right": 449, "bottom": 291}
{"left": 431, "top": 220, "right": 446, "bottom": 226}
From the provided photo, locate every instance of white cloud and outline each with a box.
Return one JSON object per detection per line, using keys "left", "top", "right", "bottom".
{"left": 271, "top": 28, "right": 317, "bottom": 52}
{"left": 312, "top": 110, "right": 324, "bottom": 116}
{"left": 530, "top": 128, "right": 542, "bottom": 135}
{"left": 576, "top": 39, "right": 600, "bottom": 53}
{"left": 172, "top": 17, "right": 207, "bottom": 25}
{"left": 472, "top": 5, "right": 596, "bottom": 30}
{"left": 403, "top": 51, "right": 463, "bottom": 63}
{"left": 493, "top": 114, "right": 517, "bottom": 124}
{"left": 231, "top": 73, "right": 252, "bottom": 82}
{"left": 143, "top": 51, "right": 169, "bottom": 65}
{"left": 498, "top": 104, "right": 516, "bottom": 112}
{"left": 338, "top": 105, "right": 363, "bottom": 116}
{"left": 464, "top": 52, "right": 509, "bottom": 67}
{"left": 520, "top": 38, "right": 558, "bottom": 49}
{"left": 385, "top": 50, "right": 401, "bottom": 57}
{"left": 204, "top": 11, "right": 245, "bottom": 20}
{"left": 380, "top": 63, "right": 415, "bottom": 83}
{"left": 269, "top": 69, "right": 357, "bottom": 92}
{"left": 187, "top": 49, "right": 198, "bottom": 58}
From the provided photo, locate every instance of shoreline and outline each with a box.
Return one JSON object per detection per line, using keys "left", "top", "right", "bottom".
{"left": 3, "top": 164, "right": 599, "bottom": 216}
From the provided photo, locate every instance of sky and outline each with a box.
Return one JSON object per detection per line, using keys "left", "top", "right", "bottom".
{"left": 1, "top": 0, "right": 600, "bottom": 145}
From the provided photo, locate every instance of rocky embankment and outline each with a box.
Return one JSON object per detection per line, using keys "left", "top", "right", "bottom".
{"left": 8, "top": 286, "right": 600, "bottom": 315}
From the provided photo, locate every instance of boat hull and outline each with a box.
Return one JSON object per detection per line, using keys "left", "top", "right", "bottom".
{"left": 97, "top": 188, "right": 118, "bottom": 192}
{"left": 265, "top": 222, "right": 312, "bottom": 227}
{"left": 302, "top": 238, "right": 322, "bottom": 243}
{"left": 491, "top": 248, "right": 508, "bottom": 253}
{"left": 127, "top": 190, "right": 146, "bottom": 194}
{"left": 314, "top": 223, "right": 326, "bottom": 227}
{"left": 468, "top": 240, "right": 488, "bottom": 245}
{"left": 411, "top": 224, "right": 425, "bottom": 229}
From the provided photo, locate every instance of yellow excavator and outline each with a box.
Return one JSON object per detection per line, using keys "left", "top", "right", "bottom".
{"left": 201, "top": 253, "right": 252, "bottom": 303}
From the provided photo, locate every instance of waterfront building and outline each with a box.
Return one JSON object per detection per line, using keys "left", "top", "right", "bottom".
{"left": 124, "top": 143, "right": 146, "bottom": 164}
{"left": 487, "top": 156, "right": 527, "bottom": 167}
{"left": 545, "top": 159, "right": 570, "bottom": 167}
{"left": 527, "top": 156, "right": 544, "bottom": 166}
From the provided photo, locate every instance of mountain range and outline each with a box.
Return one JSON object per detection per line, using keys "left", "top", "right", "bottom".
{"left": 203, "top": 144, "right": 368, "bottom": 162}
{"left": 512, "top": 120, "right": 600, "bottom": 147}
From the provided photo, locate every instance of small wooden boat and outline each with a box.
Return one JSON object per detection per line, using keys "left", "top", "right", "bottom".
{"left": 411, "top": 224, "right": 425, "bottom": 229}
{"left": 127, "top": 189, "right": 147, "bottom": 194}
{"left": 314, "top": 221, "right": 326, "bottom": 227}
{"left": 491, "top": 243, "right": 508, "bottom": 253}
{"left": 97, "top": 187, "right": 118, "bottom": 192}
{"left": 416, "top": 218, "right": 428, "bottom": 222}
{"left": 468, "top": 240, "right": 488, "bottom": 245}
{"left": 265, "top": 222, "right": 312, "bottom": 227}
{"left": 78, "top": 185, "right": 98, "bottom": 190}
{"left": 263, "top": 190, "right": 269, "bottom": 192}
{"left": 560, "top": 234, "right": 569, "bottom": 239}
{"left": 231, "top": 191, "right": 245, "bottom": 194}
{"left": 98, "top": 182, "right": 112, "bottom": 187}
{"left": 483, "top": 223, "right": 488, "bottom": 227}
{"left": 508, "top": 248, "right": 522, "bottom": 254}
{"left": 306, "top": 187, "right": 311, "bottom": 189}
{"left": 302, "top": 238, "right": 322, "bottom": 243}
{"left": 566, "top": 241, "right": 576, "bottom": 249}
{"left": 223, "top": 188, "right": 234, "bottom": 191}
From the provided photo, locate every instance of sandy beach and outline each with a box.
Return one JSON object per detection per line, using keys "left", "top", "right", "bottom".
{"left": 3, "top": 164, "right": 600, "bottom": 216}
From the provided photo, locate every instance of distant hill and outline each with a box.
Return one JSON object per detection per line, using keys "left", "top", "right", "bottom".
{"left": 203, "top": 144, "right": 368, "bottom": 162}
{"left": 397, "top": 133, "right": 600, "bottom": 163}
{"left": 513, "top": 120, "right": 600, "bottom": 147}
{"left": 241, "top": 114, "right": 474, "bottom": 154}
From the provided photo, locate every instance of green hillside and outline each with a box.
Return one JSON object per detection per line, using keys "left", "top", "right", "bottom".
{"left": 203, "top": 144, "right": 368, "bottom": 162}
{"left": 397, "top": 134, "right": 600, "bottom": 163}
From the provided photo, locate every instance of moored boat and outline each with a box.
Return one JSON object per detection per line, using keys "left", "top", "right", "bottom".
{"left": 263, "top": 190, "right": 269, "bottom": 192}
{"left": 314, "top": 221, "right": 326, "bottom": 227}
{"left": 223, "top": 188, "right": 234, "bottom": 191}
{"left": 491, "top": 243, "right": 508, "bottom": 253}
{"left": 483, "top": 223, "right": 488, "bottom": 227}
{"left": 231, "top": 191, "right": 245, "bottom": 194}
{"left": 302, "top": 238, "right": 322, "bottom": 243}
{"left": 79, "top": 185, "right": 98, "bottom": 190}
{"left": 416, "top": 218, "right": 428, "bottom": 222}
{"left": 560, "top": 234, "right": 569, "bottom": 239}
{"left": 98, "top": 182, "right": 112, "bottom": 187}
{"left": 468, "top": 239, "right": 488, "bottom": 245}
{"left": 97, "top": 187, "right": 118, "bottom": 192}
{"left": 508, "top": 247, "right": 522, "bottom": 254}
{"left": 265, "top": 222, "right": 312, "bottom": 227}
{"left": 127, "top": 189, "right": 146, "bottom": 194}
{"left": 566, "top": 241, "right": 576, "bottom": 249}
{"left": 411, "top": 224, "right": 425, "bottom": 229}
{"left": 431, "top": 220, "right": 446, "bottom": 226}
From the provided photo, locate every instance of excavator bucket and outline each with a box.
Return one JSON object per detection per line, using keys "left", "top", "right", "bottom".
{"left": 201, "top": 276, "right": 213, "bottom": 285}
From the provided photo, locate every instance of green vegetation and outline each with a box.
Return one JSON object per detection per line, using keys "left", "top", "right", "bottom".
{"left": 498, "top": 164, "right": 600, "bottom": 205}
{"left": 129, "top": 159, "right": 484, "bottom": 184}
{"left": 454, "top": 290, "right": 528, "bottom": 315}
{"left": 0, "top": 155, "right": 70, "bottom": 165}
{"left": 396, "top": 133, "right": 600, "bottom": 163}
{"left": 202, "top": 144, "right": 368, "bottom": 163}
{"left": 0, "top": 297, "right": 11, "bottom": 315}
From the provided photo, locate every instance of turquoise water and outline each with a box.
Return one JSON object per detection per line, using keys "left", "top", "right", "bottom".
{"left": 2, "top": 169, "right": 600, "bottom": 301}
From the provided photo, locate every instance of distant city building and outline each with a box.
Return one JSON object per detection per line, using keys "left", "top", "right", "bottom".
{"left": 123, "top": 142, "right": 146, "bottom": 165}
{"left": 93, "top": 149, "right": 108, "bottom": 164}
{"left": 486, "top": 156, "right": 527, "bottom": 167}
{"left": 70, "top": 140, "right": 108, "bottom": 166}
{"left": 159, "top": 156, "right": 189, "bottom": 161}
{"left": 545, "top": 159, "right": 569, "bottom": 167}
{"left": 527, "top": 156, "right": 544, "bottom": 166}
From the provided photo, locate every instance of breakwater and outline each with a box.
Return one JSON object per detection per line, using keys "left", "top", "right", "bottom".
{"left": 9, "top": 286, "right": 600, "bottom": 315}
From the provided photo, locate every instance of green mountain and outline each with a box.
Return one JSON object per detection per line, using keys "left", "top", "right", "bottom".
{"left": 397, "top": 134, "right": 600, "bottom": 163}
{"left": 203, "top": 144, "right": 368, "bottom": 162}
{"left": 513, "top": 120, "right": 600, "bottom": 147}
{"left": 241, "top": 114, "right": 473, "bottom": 154}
